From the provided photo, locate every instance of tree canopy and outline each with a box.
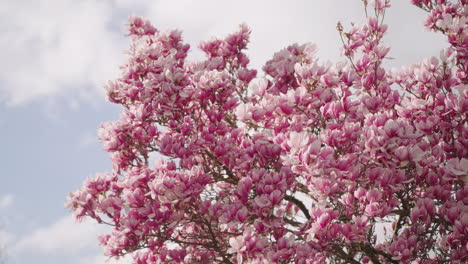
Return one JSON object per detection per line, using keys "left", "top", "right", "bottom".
{"left": 67, "top": 0, "right": 467, "bottom": 263}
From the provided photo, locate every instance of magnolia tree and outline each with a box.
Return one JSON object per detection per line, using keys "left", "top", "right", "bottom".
{"left": 67, "top": 0, "right": 467, "bottom": 263}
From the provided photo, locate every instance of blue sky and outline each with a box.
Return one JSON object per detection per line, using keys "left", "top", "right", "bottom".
{"left": 0, "top": 0, "right": 446, "bottom": 263}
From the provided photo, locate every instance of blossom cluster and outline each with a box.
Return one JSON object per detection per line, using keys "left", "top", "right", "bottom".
{"left": 67, "top": 1, "right": 467, "bottom": 263}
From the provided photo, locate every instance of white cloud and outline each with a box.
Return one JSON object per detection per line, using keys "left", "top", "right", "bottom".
{"left": 14, "top": 215, "right": 107, "bottom": 255}
{"left": 143, "top": 0, "right": 446, "bottom": 69}
{"left": 0, "top": 194, "right": 13, "bottom": 210}
{"left": 0, "top": 230, "right": 14, "bottom": 263}
{"left": 0, "top": 0, "right": 446, "bottom": 107}
{"left": 0, "top": 230, "right": 14, "bottom": 248}
{"left": 0, "top": 0, "right": 124, "bottom": 106}
{"left": 143, "top": 0, "right": 363, "bottom": 69}
{"left": 12, "top": 214, "right": 135, "bottom": 264}
{"left": 78, "top": 253, "right": 132, "bottom": 264}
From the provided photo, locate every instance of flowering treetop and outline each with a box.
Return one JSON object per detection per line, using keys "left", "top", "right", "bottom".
{"left": 67, "top": 0, "right": 467, "bottom": 263}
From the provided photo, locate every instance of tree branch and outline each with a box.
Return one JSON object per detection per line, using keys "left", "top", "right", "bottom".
{"left": 285, "top": 195, "right": 311, "bottom": 220}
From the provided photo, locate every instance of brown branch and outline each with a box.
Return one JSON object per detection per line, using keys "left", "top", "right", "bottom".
{"left": 331, "top": 245, "right": 361, "bottom": 264}
{"left": 205, "top": 220, "right": 234, "bottom": 264}
{"left": 283, "top": 217, "right": 303, "bottom": 227}
{"left": 284, "top": 195, "right": 311, "bottom": 220}
{"left": 203, "top": 150, "right": 239, "bottom": 184}
{"left": 169, "top": 238, "right": 212, "bottom": 248}
{"left": 361, "top": 243, "right": 399, "bottom": 264}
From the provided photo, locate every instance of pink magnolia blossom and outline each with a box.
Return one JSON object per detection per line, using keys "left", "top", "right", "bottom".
{"left": 67, "top": 1, "right": 468, "bottom": 263}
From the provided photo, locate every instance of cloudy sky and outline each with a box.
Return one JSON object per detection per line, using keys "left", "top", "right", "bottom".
{"left": 0, "top": 0, "right": 446, "bottom": 263}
